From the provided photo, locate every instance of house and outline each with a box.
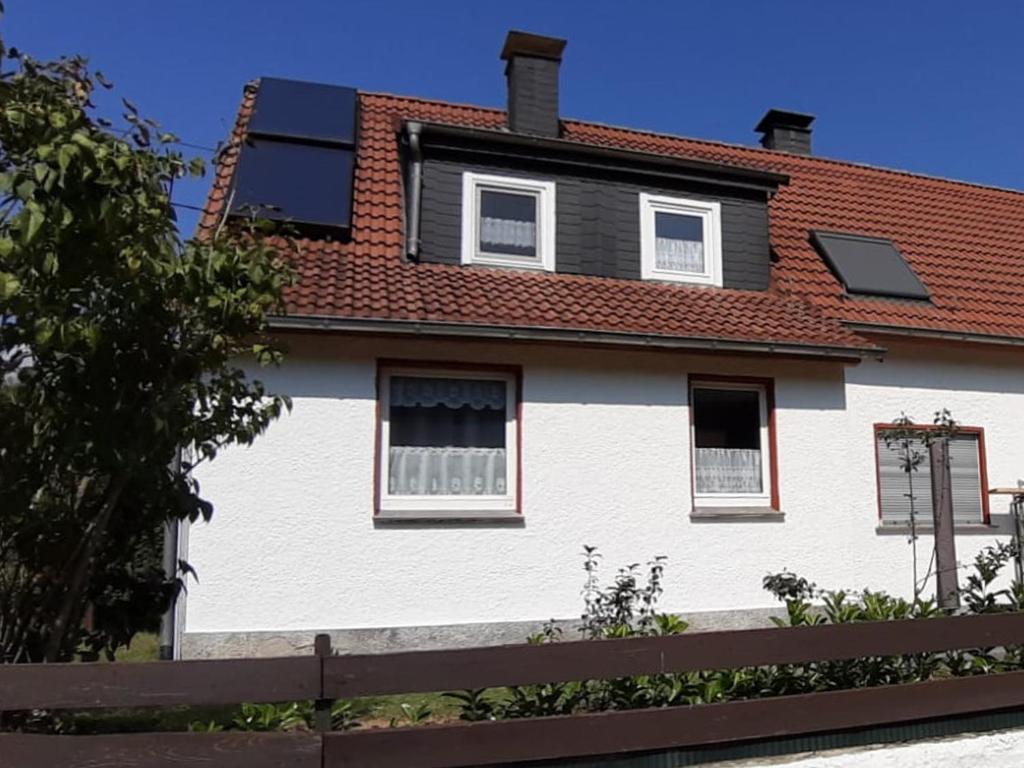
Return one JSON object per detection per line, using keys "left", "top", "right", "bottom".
{"left": 178, "top": 31, "right": 1024, "bottom": 658}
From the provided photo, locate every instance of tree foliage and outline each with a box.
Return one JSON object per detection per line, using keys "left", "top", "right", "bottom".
{"left": 0, "top": 31, "right": 293, "bottom": 662}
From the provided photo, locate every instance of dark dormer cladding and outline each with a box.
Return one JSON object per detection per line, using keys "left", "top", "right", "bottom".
{"left": 228, "top": 78, "right": 358, "bottom": 230}
{"left": 811, "top": 231, "right": 930, "bottom": 301}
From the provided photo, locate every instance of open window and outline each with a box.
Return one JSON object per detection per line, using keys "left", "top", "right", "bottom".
{"left": 640, "top": 193, "right": 722, "bottom": 286}
{"left": 874, "top": 426, "right": 988, "bottom": 526}
{"left": 377, "top": 364, "right": 520, "bottom": 520}
{"left": 690, "top": 378, "right": 776, "bottom": 510}
{"left": 461, "top": 172, "right": 556, "bottom": 271}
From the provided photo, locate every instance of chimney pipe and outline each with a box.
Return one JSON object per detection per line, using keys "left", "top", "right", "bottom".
{"left": 755, "top": 109, "right": 815, "bottom": 155}
{"left": 500, "top": 30, "right": 567, "bottom": 138}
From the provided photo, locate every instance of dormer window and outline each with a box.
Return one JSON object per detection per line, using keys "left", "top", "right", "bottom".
{"left": 461, "top": 172, "right": 556, "bottom": 271}
{"left": 639, "top": 193, "right": 722, "bottom": 286}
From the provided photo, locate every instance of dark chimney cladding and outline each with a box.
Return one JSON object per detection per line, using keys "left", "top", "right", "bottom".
{"left": 755, "top": 109, "right": 816, "bottom": 155}
{"left": 501, "top": 30, "right": 567, "bottom": 138}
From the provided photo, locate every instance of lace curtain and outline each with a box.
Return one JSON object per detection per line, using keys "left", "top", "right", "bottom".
{"left": 389, "top": 446, "right": 507, "bottom": 496}
{"left": 481, "top": 217, "right": 536, "bottom": 251}
{"left": 390, "top": 377, "right": 506, "bottom": 411}
{"left": 655, "top": 237, "right": 705, "bottom": 273}
{"left": 388, "top": 376, "right": 507, "bottom": 497}
{"left": 695, "top": 448, "right": 762, "bottom": 494}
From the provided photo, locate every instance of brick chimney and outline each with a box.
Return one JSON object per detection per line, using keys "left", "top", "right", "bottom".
{"left": 755, "top": 109, "right": 816, "bottom": 155}
{"left": 500, "top": 30, "right": 567, "bottom": 138}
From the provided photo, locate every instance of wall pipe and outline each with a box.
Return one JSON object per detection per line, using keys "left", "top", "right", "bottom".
{"left": 404, "top": 121, "right": 424, "bottom": 260}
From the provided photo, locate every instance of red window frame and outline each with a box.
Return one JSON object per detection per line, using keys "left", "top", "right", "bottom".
{"left": 374, "top": 359, "right": 524, "bottom": 517}
{"left": 872, "top": 423, "right": 990, "bottom": 524}
{"left": 688, "top": 374, "right": 780, "bottom": 510}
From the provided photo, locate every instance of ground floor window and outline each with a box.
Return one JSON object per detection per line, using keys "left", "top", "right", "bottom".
{"left": 377, "top": 363, "right": 519, "bottom": 519}
{"left": 875, "top": 426, "right": 988, "bottom": 526}
{"left": 690, "top": 377, "right": 776, "bottom": 509}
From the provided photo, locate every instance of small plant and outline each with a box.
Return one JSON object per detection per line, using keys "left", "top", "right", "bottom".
{"left": 445, "top": 689, "right": 499, "bottom": 722}
{"left": 388, "top": 701, "right": 432, "bottom": 728}
{"left": 882, "top": 410, "right": 960, "bottom": 600}
{"left": 961, "top": 541, "right": 1018, "bottom": 614}
{"left": 231, "top": 702, "right": 311, "bottom": 732}
{"left": 329, "top": 700, "right": 361, "bottom": 731}
{"left": 578, "top": 546, "right": 677, "bottom": 640}
{"left": 187, "top": 720, "right": 225, "bottom": 733}
{"left": 448, "top": 547, "right": 688, "bottom": 721}
{"left": 188, "top": 698, "right": 364, "bottom": 733}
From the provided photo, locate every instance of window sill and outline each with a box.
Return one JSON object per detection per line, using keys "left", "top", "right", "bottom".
{"left": 376, "top": 508, "right": 522, "bottom": 522}
{"left": 875, "top": 523, "right": 995, "bottom": 536}
{"left": 466, "top": 258, "right": 553, "bottom": 272}
{"left": 691, "top": 507, "right": 784, "bottom": 522}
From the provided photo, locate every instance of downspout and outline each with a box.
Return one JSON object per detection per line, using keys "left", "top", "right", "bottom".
{"left": 158, "top": 450, "right": 182, "bottom": 660}
{"left": 158, "top": 520, "right": 179, "bottom": 660}
{"left": 405, "top": 121, "right": 424, "bottom": 260}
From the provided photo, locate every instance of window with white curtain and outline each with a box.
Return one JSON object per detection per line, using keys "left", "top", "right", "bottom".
{"left": 461, "top": 172, "right": 556, "bottom": 271}
{"left": 639, "top": 193, "right": 722, "bottom": 286}
{"left": 691, "top": 381, "right": 772, "bottom": 508}
{"left": 875, "top": 429, "right": 986, "bottom": 526}
{"left": 377, "top": 366, "right": 519, "bottom": 519}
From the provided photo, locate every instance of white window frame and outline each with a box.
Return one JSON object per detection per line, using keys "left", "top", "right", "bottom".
{"left": 377, "top": 366, "right": 519, "bottom": 520}
{"left": 639, "top": 193, "right": 723, "bottom": 286}
{"left": 461, "top": 172, "right": 556, "bottom": 271}
{"left": 690, "top": 381, "right": 772, "bottom": 508}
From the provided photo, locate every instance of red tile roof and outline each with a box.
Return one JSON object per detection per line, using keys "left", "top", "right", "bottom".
{"left": 204, "top": 87, "right": 1024, "bottom": 355}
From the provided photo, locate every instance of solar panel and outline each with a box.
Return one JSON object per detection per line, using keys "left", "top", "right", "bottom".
{"left": 229, "top": 139, "right": 354, "bottom": 229}
{"left": 247, "top": 78, "right": 357, "bottom": 145}
{"left": 810, "top": 231, "right": 929, "bottom": 300}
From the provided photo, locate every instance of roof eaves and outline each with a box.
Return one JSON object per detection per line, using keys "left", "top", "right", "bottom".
{"left": 845, "top": 322, "right": 1024, "bottom": 350}
{"left": 270, "top": 315, "right": 884, "bottom": 362}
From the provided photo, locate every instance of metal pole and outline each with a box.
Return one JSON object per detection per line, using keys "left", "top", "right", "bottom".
{"left": 1013, "top": 494, "right": 1024, "bottom": 585}
{"left": 158, "top": 519, "right": 179, "bottom": 661}
{"left": 314, "top": 633, "right": 334, "bottom": 733}
{"left": 158, "top": 450, "right": 183, "bottom": 661}
{"left": 930, "top": 438, "right": 960, "bottom": 610}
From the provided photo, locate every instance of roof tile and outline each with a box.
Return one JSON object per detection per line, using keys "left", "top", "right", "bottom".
{"left": 204, "top": 87, "right": 1024, "bottom": 352}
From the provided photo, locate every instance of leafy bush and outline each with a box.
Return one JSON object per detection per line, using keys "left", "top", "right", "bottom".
{"left": 445, "top": 542, "right": 1024, "bottom": 722}
{"left": 448, "top": 546, "right": 691, "bottom": 720}
{"left": 190, "top": 699, "right": 361, "bottom": 733}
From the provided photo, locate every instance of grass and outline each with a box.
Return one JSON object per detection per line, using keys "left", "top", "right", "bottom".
{"left": 109, "top": 632, "right": 159, "bottom": 663}
{"left": 353, "top": 692, "right": 461, "bottom": 725}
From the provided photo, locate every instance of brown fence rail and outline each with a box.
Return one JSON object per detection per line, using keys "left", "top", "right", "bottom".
{"left": 3, "top": 613, "right": 1024, "bottom": 767}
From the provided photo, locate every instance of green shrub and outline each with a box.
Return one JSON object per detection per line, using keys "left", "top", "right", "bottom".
{"left": 446, "top": 541, "right": 1024, "bottom": 722}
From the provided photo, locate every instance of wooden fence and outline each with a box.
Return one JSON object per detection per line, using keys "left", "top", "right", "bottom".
{"left": 5, "top": 613, "right": 1024, "bottom": 767}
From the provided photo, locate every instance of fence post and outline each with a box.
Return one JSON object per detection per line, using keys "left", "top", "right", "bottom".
{"left": 314, "top": 633, "right": 334, "bottom": 734}
{"left": 930, "top": 437, "right": 960, "bottom": 610}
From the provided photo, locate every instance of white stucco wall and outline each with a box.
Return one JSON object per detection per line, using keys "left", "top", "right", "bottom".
{"left": 183, "top": 335, "right": 1021, "bottom": 640}
{"left": 733, "top": 728, "right": 1024, "bottom": 767}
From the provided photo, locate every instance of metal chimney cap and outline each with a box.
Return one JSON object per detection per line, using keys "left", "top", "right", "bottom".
{"left": 500, "top": 30, "right": 567, "bottom": 62}
{"left": 755, "top": 108, "right": 816, "bottom": 134}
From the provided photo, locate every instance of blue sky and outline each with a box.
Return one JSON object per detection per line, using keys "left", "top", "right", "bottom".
{"left": 7, "top": 2, "right": 1024, "bottom": 234}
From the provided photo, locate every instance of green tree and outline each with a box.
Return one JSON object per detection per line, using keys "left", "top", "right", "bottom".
{"left": 0, "top": 27, "right": 293, "bottom": 662}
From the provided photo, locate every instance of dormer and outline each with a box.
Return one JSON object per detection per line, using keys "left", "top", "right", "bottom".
{"left": 406, "top": 31, "right": 788, "bottom": 292}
